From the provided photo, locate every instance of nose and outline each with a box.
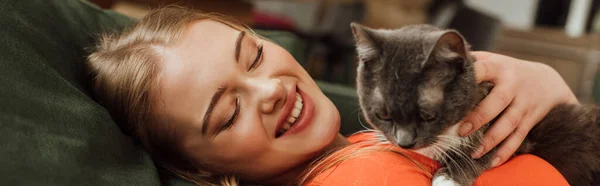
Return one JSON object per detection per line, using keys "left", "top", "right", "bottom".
{"left": 395, "top": 129, "right": 416, "bottom": 149}
{"left": 244, "top": 78, "right": 285, "bottom": 113}
{"left": 399, "top": 141, "right": 416, "bottom": 149}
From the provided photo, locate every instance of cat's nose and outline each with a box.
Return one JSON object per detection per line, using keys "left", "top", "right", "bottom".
{"left": 399, "top": 142, "right": 416, "bottom": 149}
{"left": 394, "top": 129, "right": 416, "bottom": 149}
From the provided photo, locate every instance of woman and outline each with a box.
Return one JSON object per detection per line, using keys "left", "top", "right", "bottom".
{"left": 86, "top": 6, "right": 576, "bottom": 186}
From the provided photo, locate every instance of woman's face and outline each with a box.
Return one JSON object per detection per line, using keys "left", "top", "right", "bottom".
{"left": 157, "top": 20, "right": 341, "bottom": 181}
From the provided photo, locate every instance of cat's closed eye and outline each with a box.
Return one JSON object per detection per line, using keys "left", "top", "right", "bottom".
{"left": 419, "top": 108, "right": 437, "bottom": 123}
{"left": 376, "top": 107, "right": 392, "bottom": 121}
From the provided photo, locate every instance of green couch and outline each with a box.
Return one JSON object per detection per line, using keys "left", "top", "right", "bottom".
{"left": 0, "top": 0, "right": 363, "bottom": 185}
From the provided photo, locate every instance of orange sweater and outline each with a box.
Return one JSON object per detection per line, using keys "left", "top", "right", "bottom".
{"left": 306, "top": 132, "right": 569, "bottom": 186}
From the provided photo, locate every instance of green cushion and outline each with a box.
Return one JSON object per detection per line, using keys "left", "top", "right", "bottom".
{"left": 316, "top": 81, "right": 365, "bottom": 135}
{"left": 0, "top": 0, "right": 363, "bottom": 185}
{"left": 0, "top": 0, "right": 162, "bottom": 185}
{"left": 255, "top": 30, "right": 307, "bottom": 67}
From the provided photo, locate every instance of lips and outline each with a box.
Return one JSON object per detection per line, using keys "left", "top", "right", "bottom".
{"left": 276, "top": 92, "right": 303, "bottom": 137}
{"left": 274, "top": 86, "right": 314, "bottom": 138}
{"left": 274, "top": 85, "right": 298, "bottom": 138}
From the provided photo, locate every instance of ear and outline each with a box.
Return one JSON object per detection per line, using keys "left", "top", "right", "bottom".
{"left": 423, "top": 30, "right": 469, "bottom": 64}
{"left": 350, "top": 22, "right": 382, "bottom": 62}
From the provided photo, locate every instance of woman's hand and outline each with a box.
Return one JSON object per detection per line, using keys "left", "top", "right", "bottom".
{"left": 458, "top": 51, "right": 578, "bottom": 167}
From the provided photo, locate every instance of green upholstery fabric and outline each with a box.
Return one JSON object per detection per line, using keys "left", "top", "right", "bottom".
{"left": 0, "top": 0, "right": 362, "bottom": 185}
{"left": 255, "top": 30, "right": 307, "bottom": 67}
{"left": 316, "top": 81, "right": 365, "bottom": 135}
{"left": 0, "top": 0, "right": 164, "bottom": 185}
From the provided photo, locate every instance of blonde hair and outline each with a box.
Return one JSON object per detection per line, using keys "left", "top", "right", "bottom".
{"left": 86, "top": 6, "right": 248, "bottom": 186}
{"left": 86, "top": 6, "right": 423, "bottom": 186}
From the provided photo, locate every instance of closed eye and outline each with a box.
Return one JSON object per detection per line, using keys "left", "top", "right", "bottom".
{"left": 218, "top": 97, "right": 240, "bottom": 134}
{"left": 248, "top": 43, "right": 263, "bottom": 71}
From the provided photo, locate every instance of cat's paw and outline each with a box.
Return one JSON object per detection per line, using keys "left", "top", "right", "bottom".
{"left": 432, "top": 175, "right": 461, "bottom": 186}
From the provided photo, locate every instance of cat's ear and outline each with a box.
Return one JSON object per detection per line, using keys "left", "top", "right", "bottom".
{"left": 424, "top": 30, "right": 469, "bottom": 63}
{"left": 350, "top": 22, "right": 382, "bottom": 62}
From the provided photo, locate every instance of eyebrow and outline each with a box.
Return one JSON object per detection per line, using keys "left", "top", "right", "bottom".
{"left": 201, "top": 85, "right": 227, "bottom": 135}
{"left": 201, "top": 31, "right": 245, "bottom": 135}
{"left": 235, "top": 31, "right": 246, "bottom": 63}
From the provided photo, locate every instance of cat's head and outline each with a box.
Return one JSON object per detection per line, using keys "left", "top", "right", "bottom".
{"left": 351, "top": 23, "right": 479, "bottom": 149}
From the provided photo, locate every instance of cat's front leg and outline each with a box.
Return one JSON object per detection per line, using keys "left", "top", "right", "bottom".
{"left": 432, "top": 168, "right": 462, "bottom": 186}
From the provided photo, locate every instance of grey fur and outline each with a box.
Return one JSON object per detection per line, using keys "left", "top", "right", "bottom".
{"left": 351, "top": 23, "right": 600, "bottom": 186}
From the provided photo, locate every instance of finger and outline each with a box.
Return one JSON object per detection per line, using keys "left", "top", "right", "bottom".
{"left": 491, "top": 103, "right": 549, "bottom": 166}
{"left": 490, "top": 125, "right": 530, "bottom": 167}
{"left": 490, "top": 108, "right": 544, "bottom": 167}
{"left": 472, "top": 59, "right": 500, "bottom": 83}
{"left": 460, "top": 82, "right": 516, "bottom": 136}
{"left": 472, "top": 105, "right": 524, "bottom": 158}
{"left": 471, "top": 51, "right": 493, "bottom": 61}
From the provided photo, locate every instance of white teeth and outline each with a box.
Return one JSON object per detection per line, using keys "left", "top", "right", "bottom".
{"left": 287, "top": 116, "right": 296, "bottom": 123}
{"left": 282, "top": 122, "right": 291, "bottom": 130}
{"left": 291, "top": 94, "right": 303, "bottom": 119}
{"left": 291, "top": 108, "right": 301, "bottom": 118}
{"left": 277, "top": 92, "right": 304, "bottom": 137}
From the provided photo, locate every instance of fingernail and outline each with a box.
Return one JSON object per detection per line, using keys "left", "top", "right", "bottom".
{"left": 491, "top": 157, "right": 501, "bottom": 167}
{"left": 471, "top": 146, "right": 484, "bottom": 158}
{"left": 459, "top": 122, "right": 473, "bottom": 136}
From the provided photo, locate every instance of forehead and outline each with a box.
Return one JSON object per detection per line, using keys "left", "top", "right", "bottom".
{"left": 376, "top": 27, "right": 437, "bottom": 101}
{"left": 379, "top": 29, "right": 431, "bottom": 74}
{"left": 386, "top": 27, "right": 430, "bottom": 53}
{"left": 158, "top": 20, "right": 240, "bottom": 131}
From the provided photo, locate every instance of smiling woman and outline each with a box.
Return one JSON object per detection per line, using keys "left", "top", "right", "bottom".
{"left": 87, "top": 6, "right": 344, "bottom": 185}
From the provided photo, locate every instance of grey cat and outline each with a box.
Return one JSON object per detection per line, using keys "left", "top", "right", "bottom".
{"left": 350, "top": 23, "right": 600, "bottom": 186}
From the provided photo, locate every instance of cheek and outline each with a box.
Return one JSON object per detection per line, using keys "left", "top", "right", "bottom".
{"left": 212, "top": 116, "right": 270, "bottom": 163}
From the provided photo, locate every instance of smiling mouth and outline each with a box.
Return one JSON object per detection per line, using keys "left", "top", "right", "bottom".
{"left": 276, "top": 92, "right": 303, "bottom": 137}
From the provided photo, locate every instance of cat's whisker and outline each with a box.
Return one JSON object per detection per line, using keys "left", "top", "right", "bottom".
{"left": 350, "top": 107, "right": 361, "bottom": 116}
{"left": 430, "top": 144, "right": 445, "bottom": 163}
{"left": 440, "top": 141, "right": 478, "bottom": 176}
{"left": 374, "top": 131, "right": 390, "bottom": 143}
{"left": 433, "top": 144, "right": 468, "bottom": 181}
{"left": 438, "top": 135, "right": 478, "bottom": 149}
{"left": 433, "top": 143, "right": 466, "bottom": 178}
{"left": 438, "top": 135, "right": 471, "bottom": 146}
{"left": 439, "top": 135, "right": 478, "bottom": 152}
{"left": 356, "top": 110, "right": 374, "bottom": 131}
{"left": 435, "top": 137, "right": 478, "bottom": 171}
{"left": 431, "top": 146, "right": 447, "bottom": 163}
{"left": 435, "top": 139, "right": 475, "bottom": 181}
{"left": 439, "top": 146, "right": 469, "bottom": 181}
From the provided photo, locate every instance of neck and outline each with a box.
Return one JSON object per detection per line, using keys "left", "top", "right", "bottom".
{"left": 262, "top": 133, "right": 349, "bottom": 185}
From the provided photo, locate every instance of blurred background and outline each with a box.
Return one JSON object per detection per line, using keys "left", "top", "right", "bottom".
{"left": 91, "top": 0, "right": 600, "bottom": 104}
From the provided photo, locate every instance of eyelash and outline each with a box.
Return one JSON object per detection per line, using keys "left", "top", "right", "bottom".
{"left": 219, "top": 43, "right": 264, "bottom": 133}
{"left": 248, "top": 43, "right": 263, "bottom": 71}
{"left": 219, "top": 97, "right": 239, "bottom": 133}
